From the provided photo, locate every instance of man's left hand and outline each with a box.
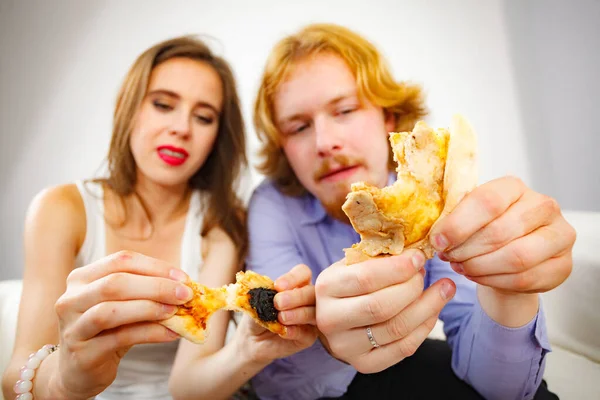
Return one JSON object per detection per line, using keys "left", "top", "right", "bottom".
{"left": 431, "top": 176, "right": 576, "bottom": 294}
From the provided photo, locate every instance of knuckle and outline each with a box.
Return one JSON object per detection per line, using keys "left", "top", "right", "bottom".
{"left": 113, "top": 326, "right": 134, "bottom": 348}
{"left": 114, "top": 249, "right": 135, "bottom": 260}
{"left": 354, "top": 356, "right": 388, "bottom": 374}
{"left": 409, "top": 272, "right": 425, "bottom": 297}
{"left": 157, "top": 279, "right": 177, "bottom": 301}
{"left": 89, "top": 303, "right": 112, "bottom": 329}
{"left": 328, "top": 339, "right": 347, "bottom": 359}
{"left": 483, "top": 221, "right": 509, "bottom": 247}
{"left": 100, "top": 273, "right": 125, "bottom": 298}
{"left": 540, "top": 195, "right": 560, "bottom": 215}
{"left": 316, "top": 310, "right": 334, "bottom": 334}
{"left": 354, "top": 359, "right": 373, "bottom": 374}
{"left": 66, "top": 268, "right": 80, "bottom": 285}
{"left": 61, "top": 327, "right": 78, "bottom": 351}
{"left": 424, "top": 317, "right": 438, "bottom": 331}
{"left": 54, "top": 295, "right": 70, "bottom": 317}
{"left": 513, "top": 271, "right": 533, "bottom": 292}
{"left": 509, "top": 245, "right": 531, "bottom": 272}
{"left": 478, "top": 189, "right": 505, "bottom": 217}
{"left": 388, "top": 313, "right": 410, "bottom": 339}
{"left": 507, "top": 175, "right": 525, "bottom": 189}
{"left": 354, "top": 268, "right": 375, "bottom": 294}
{"left": 564, "top": 223, "right": 577, "bottom": 245}
{"left": 314, "top": 275, "right": 330, "bottom": 297}
{"left": 364, "top": 296, "right": 386, "bottom": 322}
{"left": 398, "top": 336, "right": 419, "bottom": 358}
{"left": 391, "top": 255, "right": 415, "bottom": 277}
{"left": 107, "top": 250, "right": 134, "bottom": 270}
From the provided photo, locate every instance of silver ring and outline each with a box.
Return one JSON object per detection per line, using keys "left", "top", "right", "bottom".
{"left": 366, "top": 326, "right": 380, "bottom": 348}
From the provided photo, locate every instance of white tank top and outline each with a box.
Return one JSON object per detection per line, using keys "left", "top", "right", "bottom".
{"left": 74, "top": 180, "right": 205, "bottom": 400}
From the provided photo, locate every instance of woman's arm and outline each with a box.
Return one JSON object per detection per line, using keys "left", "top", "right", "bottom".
{"left": 1, "top": 185, "right": 85, "bottom": 399}
{"left": 169, "top": 226, "right": 251, "bottom": 400}
{"left": 169, "top": 227, "right": 318, "bottom": 400}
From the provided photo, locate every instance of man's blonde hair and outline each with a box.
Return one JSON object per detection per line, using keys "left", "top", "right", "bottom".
{"left": 254, "top": 23, "right": 427, "bottom": 196}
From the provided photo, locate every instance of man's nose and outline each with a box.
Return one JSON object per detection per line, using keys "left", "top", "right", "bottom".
{"left": 315, "top": 116, "right": 343, "bottom": 157}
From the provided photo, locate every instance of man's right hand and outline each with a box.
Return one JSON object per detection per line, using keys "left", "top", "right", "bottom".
{"left": 47, "top": 250, "right": 192, "bottom": 399}
{"left": 315, "top": 249, "right": 456, "bottom": 373}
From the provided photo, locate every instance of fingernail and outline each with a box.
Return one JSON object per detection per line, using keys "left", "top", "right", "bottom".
{"left": 432, "top": 234, "right": 449, "bottom": 251}
{"left": 276, "top": 293, "right": 288, "bottom": 309}
{"left": 438, "top": 252, "right": 449, "bottom": 262}
{"left": 169, "top": 269, "right": 188, "bottom": 282}
{"left": 176, "top": 285, "right": 193, "bottom": 301}
{"left": 440, "top": 282, "right": 455, "bottom": 301}
{"left": 280, "top": 310, "right": 293, "bottom": 323}
{"left": 411, "top": 251, "right": 425, "bottom": 271}
{"left": 450, "top": 262, "right": 464, "bottom": 274}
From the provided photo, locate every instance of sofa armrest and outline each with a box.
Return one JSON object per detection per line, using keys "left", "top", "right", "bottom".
{"left": 541, "top": 210, "right": 600, "bottom": 363}
{"left": 0, "top": 279, "right": 23, "bottom": 388}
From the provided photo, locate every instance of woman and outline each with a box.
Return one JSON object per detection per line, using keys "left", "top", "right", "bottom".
{"left": 2, "top": 36, "right": 317, "bottom": 400}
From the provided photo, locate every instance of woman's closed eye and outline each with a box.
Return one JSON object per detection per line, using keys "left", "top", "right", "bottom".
{"left": 194, "top": 114, "right": 215, "bottom": 125}
{"left": 153, "top": 100, "right": 173, "bottom": 111}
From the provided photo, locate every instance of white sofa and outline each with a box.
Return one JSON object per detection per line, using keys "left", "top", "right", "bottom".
{"left": 2, "top": 211, "right": 599, "bottom": 399}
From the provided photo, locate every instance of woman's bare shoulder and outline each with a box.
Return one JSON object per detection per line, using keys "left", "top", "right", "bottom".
{"left": 25, "top": 183, "right": 86, "bottom": 249}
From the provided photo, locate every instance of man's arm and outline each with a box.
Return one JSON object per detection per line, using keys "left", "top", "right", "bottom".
{"left": 430, "top": 257, "right": 551, "bottom": 400}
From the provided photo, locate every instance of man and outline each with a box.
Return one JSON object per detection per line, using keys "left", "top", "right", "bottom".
{"left": 246, "top": 23, "right": 574, "bottom": 400}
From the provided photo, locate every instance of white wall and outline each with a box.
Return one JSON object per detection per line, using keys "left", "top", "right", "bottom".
{"left": 503, "top": 0, "right": 600, "bottom": 212}
{"left": 0, "top": 0, "right": 575, "bottom": 279}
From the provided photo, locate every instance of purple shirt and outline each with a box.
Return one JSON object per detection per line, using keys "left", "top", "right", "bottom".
{"left": 246, "top": 178, "right": 551, "bottom": 400}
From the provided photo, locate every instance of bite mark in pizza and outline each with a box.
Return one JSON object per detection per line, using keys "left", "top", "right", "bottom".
{"left": 342, "top": 114, "right": 478, "bottom": 265}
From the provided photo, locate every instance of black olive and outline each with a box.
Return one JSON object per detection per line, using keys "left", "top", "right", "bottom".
{"left": 248, "top": 288, "right": 279, "bottom": 322}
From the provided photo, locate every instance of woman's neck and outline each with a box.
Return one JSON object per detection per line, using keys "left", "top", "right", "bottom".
{"left": 105, "top": 177, "right": 192, "bottom": 240}
{"left": 133, "top": 178, "right": 191, "bottom": 225}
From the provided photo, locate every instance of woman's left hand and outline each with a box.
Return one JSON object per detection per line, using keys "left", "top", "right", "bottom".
{"left": 235, "top": 264, "right": 318, "bottom": 364}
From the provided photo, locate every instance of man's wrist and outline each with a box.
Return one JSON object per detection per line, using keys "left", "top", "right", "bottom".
{"left": 477, "top": 285, "right": 539, "bottom": 328}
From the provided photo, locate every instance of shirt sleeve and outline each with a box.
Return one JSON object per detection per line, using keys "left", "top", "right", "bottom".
{"left": 427, "top": 256, "right": 552, "bottom": 400}
{"left": 245, "top": 183, "right": 306, "bottom": 280}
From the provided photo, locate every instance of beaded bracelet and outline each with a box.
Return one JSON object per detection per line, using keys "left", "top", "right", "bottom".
{"left": 13, "top": 344, "right": 60, "bottom": 400}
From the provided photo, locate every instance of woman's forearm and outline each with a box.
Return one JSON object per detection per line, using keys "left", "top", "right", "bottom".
{"left": 169, "top": 338, "right": 270, "bottom": 400}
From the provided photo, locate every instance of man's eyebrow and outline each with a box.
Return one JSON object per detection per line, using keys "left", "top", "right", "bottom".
{"left": 147, "top": 89, "right": 221, "bottom": 114}
{"left": 277, "top": 93, "right": 357, "bottom": 124}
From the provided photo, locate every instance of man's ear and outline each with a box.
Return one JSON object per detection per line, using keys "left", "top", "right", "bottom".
{"left": 384, "top": 110, "right": 397, "bottom": 132}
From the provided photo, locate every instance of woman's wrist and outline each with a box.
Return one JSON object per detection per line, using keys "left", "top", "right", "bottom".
{"left": 29, "top": 349, "right": 71, "bottom": 400}
{"left": 232, "top": 328, "right": 272, "bottom": 368}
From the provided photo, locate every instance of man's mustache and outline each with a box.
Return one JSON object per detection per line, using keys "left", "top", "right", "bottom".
{"left": 313, "top": 154, "right": 364, "bottom": 181}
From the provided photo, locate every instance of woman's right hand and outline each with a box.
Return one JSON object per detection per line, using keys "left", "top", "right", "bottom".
{"left": 49, "top": 250, "right": 193, "bottom": 399}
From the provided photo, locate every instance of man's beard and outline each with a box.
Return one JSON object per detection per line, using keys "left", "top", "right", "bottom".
{"left": 321, "top": 181, "right": 352, "bottom": 224}
{"left": 313, "top": 154, "right": 366, "bottom": 225}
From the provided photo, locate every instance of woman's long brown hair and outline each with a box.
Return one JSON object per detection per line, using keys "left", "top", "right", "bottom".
{"left": 97, "top": 35, "right": 248, "bottom": 262}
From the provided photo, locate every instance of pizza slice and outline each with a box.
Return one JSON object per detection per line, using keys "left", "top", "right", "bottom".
{"left": 160, "top": 270, "right": 287, "bottom": 343}
{"left": 342, "top": 114, "right": 478, "bottom": 265}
